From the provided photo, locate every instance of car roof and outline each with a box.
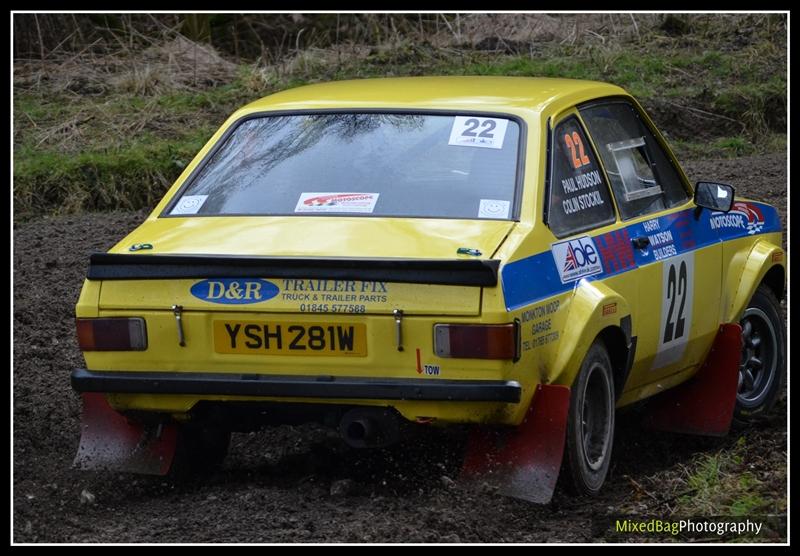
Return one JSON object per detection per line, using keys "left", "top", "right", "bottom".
{"left": 240, "top": 76, "right": 629, "bottom": 117}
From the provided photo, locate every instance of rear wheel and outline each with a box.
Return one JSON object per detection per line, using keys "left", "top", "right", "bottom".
{"left": 561, "top": 340, "right": 615, "bottom": 496}
{"left": 735, "top": 285, "right": 785, "bottom": 422}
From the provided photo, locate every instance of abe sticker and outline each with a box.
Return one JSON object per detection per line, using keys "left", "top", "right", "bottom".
{"left": 551, "top": 236, "right": 604, "bottom": 284}
{"left": 448, "top": 116, "right": 509, "bottom": 149}
{"left": 171, "top": 195, "right": 208, "bottom": 215}
{"left": 294, "top": 192, "right": 379, "bottom": 213}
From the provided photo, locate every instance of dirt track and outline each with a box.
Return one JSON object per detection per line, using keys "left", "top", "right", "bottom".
{"left": 13, "top": 155, "right": 787, "bottom": 543}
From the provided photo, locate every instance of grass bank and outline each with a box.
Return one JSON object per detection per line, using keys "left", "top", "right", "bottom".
{"left": 13, "top": 13, "right": 786, "bottom": 215}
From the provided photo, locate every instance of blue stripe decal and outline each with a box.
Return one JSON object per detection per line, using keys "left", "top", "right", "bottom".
{"left": 501, "top": 201, "right": 781, "bottom": 311}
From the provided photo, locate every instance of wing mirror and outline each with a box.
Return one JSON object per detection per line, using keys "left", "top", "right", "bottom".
{"left": 694, "top": 181, "right": 735, "bottom": 215}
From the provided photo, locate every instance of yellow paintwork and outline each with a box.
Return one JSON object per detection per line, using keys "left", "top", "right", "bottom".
{"left": 724, "top": 235, "right": 785, "bottom": 323}
{"left": 98, "top": 279, "right": 483, "bottom": 316}
{"left": 115, "top": 215, "right": 516, "bottom": 259}
{"left": 76, "top": 77, "right": 786, "bottom": 426}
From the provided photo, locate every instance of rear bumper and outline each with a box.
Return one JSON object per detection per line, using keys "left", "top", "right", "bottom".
{"left": 71, "top": 368, "right": 521, "bottom": 403}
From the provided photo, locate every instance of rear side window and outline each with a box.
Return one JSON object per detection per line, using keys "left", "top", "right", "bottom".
{"left": 546, "top": 116, "right": 616, "bottom": 238}
{"left": 579, "top": 101, "right": 689, "bottom": 220}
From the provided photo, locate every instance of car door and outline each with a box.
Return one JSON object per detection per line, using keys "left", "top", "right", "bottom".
{"left": 578, "top": 99, "right": 723, "bottom": 388}
{"left": 541, "top": 109, "right": 644, "bottom": 373}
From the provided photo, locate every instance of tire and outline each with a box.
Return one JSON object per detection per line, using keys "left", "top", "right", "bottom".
{"left": 169, "top": 424, "right": 231, "bottom": 479}
{"left": 734, "top": 285, "right": 786, "bottom": 422}
{"left": 561, "top": 340, "right": 616, "bottom": 496}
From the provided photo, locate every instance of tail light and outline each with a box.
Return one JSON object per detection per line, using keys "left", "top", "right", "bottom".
{"left": 76, "top": 318, "right": 148, "bottom": 351}
{"left": 433, "top": 323, "right": 518, "bottom": 360}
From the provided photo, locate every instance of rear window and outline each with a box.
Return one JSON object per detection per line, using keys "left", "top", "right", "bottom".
{"left": 166, "top": 112, "right": 521, "bottom": 220}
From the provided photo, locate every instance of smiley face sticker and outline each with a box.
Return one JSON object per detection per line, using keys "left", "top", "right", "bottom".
{"left": 478, "top": 199, "right": 510, "bottom": 219}
{"left": 171, "top": 195, "right": 208, "bottom": 215}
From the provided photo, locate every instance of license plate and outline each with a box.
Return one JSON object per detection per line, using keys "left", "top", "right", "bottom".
{"left": 213, "top": 321, "right": 367, "bottom": 356}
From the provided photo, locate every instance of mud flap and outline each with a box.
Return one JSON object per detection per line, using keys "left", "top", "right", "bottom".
{"left": 73, "top": 393, "right": 178, "bottom": 475}
{"left": 643, "top": 323, "right": 742, "bottom": 436}
{"left": 460, "top": 384, "right": 571, "bottom": 504}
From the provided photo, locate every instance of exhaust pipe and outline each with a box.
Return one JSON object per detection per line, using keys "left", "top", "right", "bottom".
{"left": 339, "top": 408, "right": 400, "bottom": 448}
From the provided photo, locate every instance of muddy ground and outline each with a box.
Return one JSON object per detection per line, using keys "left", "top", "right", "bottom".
{"left": 13, "top": 155, "right": 787, "bottom": 543}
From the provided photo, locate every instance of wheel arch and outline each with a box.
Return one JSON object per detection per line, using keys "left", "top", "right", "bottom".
{"left": 597, "top": 325, "right": 633, "bottom": 401}
{"left": 761, "top": 263, "right": 785, "bottom": 301}
{"left": 726, "top": 239, "right": 785, "bottom": 323}
{"left": 550, "top": 280, "right": 633, "bottom": 393}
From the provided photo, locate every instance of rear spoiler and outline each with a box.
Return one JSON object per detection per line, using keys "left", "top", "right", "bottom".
{"left": 87, "top": 253, "right": 500, "bottom": 287}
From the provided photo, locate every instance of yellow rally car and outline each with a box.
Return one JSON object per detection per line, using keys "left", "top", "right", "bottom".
{"left": 72, "top": 77, "right": 786, "bottom": 503}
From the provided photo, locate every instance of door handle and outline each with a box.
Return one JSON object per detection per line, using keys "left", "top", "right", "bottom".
{"left": 631, "top": 236, "right": 650, "bottom": 249}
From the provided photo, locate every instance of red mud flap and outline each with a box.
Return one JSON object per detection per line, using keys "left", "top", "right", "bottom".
{"left": 460, "top": 384, "right": 570, "bottom": 504}
{"left": 643, "top": 323, "right": 742, "bottom": 436}
{"left": 73, "top": 393, "right": 178, "bottom": 475}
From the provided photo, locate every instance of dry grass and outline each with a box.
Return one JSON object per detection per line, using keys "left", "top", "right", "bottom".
{"left": 14, "top": 35, "right": 237, "bottom": 98}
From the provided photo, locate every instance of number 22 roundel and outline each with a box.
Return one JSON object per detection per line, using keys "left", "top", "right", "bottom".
{"left": 652, "top": 252, "right": 695, "bottom": 370}
{"left": 448, "top": 116, "right": 509, "bottom": 149}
